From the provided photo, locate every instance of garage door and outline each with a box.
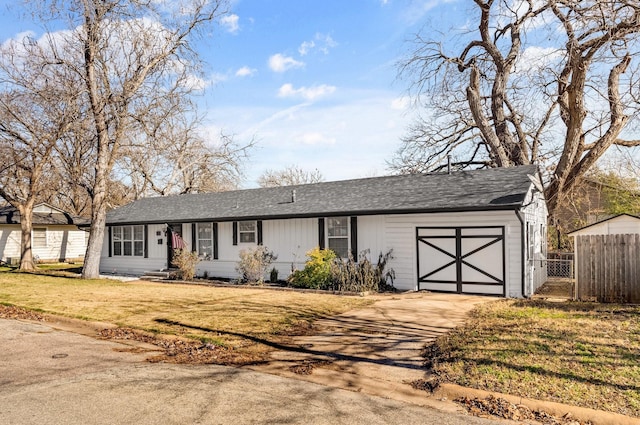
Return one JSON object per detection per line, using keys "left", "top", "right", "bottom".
{"left": 416, "top": 226, "right": 505, "bottom": 296}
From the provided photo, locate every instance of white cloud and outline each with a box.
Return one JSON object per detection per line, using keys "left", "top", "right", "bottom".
{"left": 299, "top": 132, "right": 336, "bottom": 145}
{"left": 298, "top": 40, "right": 315, "bottom": 56}
{"left": 401, "top": 0, "right": 456, "bottom": 26}
{"left": 235, "top": 66, "right": 256, "bottom": 77}
{"left": 391, "top": 96, "right": 410, "bottom": 111}
{"left": 204, "top": 91, "right": 420, "bottom": 187}
{"left": 268, "top": 53, "right": 305, "bottom": 72}
{"left": 298, "top": 33, "right": 337, "bottom": 56}
{"left": 516, "top": 46, "right": 563, "bottom": 72}
{"left": 220, "top": 14, "right": 240, "bottom": 34}
{"left": 182, "top": 72, "right": 227, "bottom": 90}
{"left": 277, "top": 83, "right": 336, "bottom": 101}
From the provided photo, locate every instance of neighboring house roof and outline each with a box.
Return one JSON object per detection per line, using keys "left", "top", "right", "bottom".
{"left": 106, "top": 165, "right": 541, "bottom": 225}
{"left": 567, "top": 213, "right": 640, "bottom": 236}
{"left": 0, "top": 203, "right": 90, "bottom": 226}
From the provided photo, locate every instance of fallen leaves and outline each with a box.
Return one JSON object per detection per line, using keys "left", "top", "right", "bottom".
{"left": 456, "top": 395, "right": 592, "bottom": 425}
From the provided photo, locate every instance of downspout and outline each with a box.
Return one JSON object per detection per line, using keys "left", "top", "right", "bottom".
{"left": 515, "top": 208, "right": 526, "bottom": 298}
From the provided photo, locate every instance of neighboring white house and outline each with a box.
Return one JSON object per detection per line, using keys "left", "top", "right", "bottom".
{"left": 100, "top": 165, "right": 548, "bottom": 298}
{"left": 0, "top": 203, "right": 89, "bottom": 264}
{"left": 567, "top": 214, "right": 640, "bottom": 238}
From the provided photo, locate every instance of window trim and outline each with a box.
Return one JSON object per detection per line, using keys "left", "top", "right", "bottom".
{"left": 326, "top": 217, "right": 350, "bottom": 258}
{"left": 33, "top": 227, "right": 47, "bottom": 249}
{"left": 111, "top": 225, "right": 145, "bottom": 257}
{"left": 196, "top": 222, "right": 215, "bottom": 261}
{"left": 238, "top": 220, "right": 257, "bottom": 244}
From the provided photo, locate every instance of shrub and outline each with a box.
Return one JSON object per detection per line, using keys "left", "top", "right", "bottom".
{"left": 172, "top": 249, "right": 200, "bottom": 280}
{"left": 236, "top": 246, "right": 278, "bottom": 284}
{"left": 331, "top": 249, "right": 395, "bottom": 292}
{"left": 269, "top": 267, "right": 279, "bottom": 283}
{"left": 288, "top": 247, "right": 336, "bottom": 289}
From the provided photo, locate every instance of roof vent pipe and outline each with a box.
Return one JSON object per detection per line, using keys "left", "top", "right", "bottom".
{"left": 291, "top": 189, "right": 296, "bottom": 203}
{"left": 447, "top": 155, "right": 452, "bottom": 175}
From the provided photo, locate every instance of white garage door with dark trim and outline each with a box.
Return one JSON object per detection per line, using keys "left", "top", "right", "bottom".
{"left": 416, "top": 226, "right": 505, "bottom": 296}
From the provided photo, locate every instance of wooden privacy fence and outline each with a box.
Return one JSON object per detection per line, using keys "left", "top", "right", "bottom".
{"left": 575, "top": 234, "right": 640, "bottom": 303}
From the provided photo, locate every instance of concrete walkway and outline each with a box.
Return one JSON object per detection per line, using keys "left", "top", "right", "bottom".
{"left": 251, "top": 292, "right": 492, "bottom": 402}
{"left": 0, "top": 318, "right": 504, "bottom": 425}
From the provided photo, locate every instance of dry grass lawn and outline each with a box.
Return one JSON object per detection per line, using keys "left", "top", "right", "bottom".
{"left": 0, "top": 272, "right": 371, "bottom": 354}
{"left": 428, "top": 299, "right": 640, "bottom": 417}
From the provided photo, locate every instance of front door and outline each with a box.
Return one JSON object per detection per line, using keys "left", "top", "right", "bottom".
{"left": 167, "top": 223, "right": 183, "bottom": 268}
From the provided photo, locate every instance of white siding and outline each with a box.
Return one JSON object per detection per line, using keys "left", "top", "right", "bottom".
{"left": 357, "top": 216, "right": 386, "bottom": 260}
{"left": 570, "top": 215, "right": 640, "bottom": 237}
{"left": 195, "top": 219, "right": 318, "bottom": 280}
{"left": 384, "top": 210, "right": 524, "bottom": 296}
{"left": 0, "top": 224, "right": 87, "bottom": 263}
{"left": 100, "top": 224, "right": 167, "bottom": 275}
{"left": 0, "top": 226, "right": 21, "bottom": 262}
{"left": 521, "top": 188, "right": 548, "bottom": 296}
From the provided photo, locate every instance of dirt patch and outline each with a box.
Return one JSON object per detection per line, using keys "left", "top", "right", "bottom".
{"left": 288, "top": 359, "right": 333, "bottom": 375}
{"left": 97, "top": 327, "right": 266, "bottom": 366}
{"left": 456, "top": 396, "right": 592, "bottom": 425}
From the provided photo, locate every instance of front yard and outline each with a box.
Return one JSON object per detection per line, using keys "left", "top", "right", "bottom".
{"left": 426, "top": 299, "right": 640, "bottom": 417}
{"left": 0, "top": 272, "right": 371, "bottom": 360}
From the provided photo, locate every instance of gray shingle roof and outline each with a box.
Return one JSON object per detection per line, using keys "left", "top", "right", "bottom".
{"left": 0, "top": 206, "right": 90, "bottom": 226}
{"left": 106, "top": 165, "right": 540, "bottom": 225}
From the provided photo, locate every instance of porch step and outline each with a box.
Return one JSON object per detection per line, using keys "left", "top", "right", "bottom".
{"left": 140, "top": 270, "right": 171, "bottom": 280}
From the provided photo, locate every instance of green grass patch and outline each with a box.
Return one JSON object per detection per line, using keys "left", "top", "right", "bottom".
{"left": 428, "top": 299, "right": 640, "bottom": 417}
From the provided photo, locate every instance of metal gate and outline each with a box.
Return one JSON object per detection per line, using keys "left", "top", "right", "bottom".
{"left": 417, "top": 226, "right": 505, "bottom": 296}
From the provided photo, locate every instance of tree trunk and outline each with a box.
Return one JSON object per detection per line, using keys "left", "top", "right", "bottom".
{"left": 81, "top": 156, "right": 109, "bottom": 279}
{"left": 18, "top": 203, "right": 36, "bottom": 271}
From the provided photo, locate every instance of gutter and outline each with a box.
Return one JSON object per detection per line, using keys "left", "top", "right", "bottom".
{"left": 105, "top": 204, "right": 526, "bottom": 227}
{"left": 515, "top": 208, "right": 526, "bottom": 298}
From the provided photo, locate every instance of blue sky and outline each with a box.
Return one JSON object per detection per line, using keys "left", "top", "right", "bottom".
{"left": 0, "top": 0, "right": 461, "bottom": 187}
{"left": 199, "top": 0, "right": 458, "bottom": 187}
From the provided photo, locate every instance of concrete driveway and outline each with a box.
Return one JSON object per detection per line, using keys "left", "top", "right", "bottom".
{"left": 252, "top": 291, "right": 492, "bottom": 403}
{"left": 0, "top": 318, "right": 506, "bottom": 425}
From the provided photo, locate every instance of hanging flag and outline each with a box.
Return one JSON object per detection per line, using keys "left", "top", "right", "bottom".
{"left": 172, "top": 231, "right": 186, "bottom": 250}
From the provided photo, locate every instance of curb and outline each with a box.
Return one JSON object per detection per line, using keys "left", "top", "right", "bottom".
{"left": 436, "top": 383, "right": 640, "bottom": 425}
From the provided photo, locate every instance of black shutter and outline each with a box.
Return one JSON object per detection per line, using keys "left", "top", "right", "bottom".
{"left": 213, "top": 223, "right": 219, "bottom": 259}
{"left": 350, "top": 217, "right": 358, "bottom": 259}
{"left": 318, "top": 218, "right": 325, "bottom": 249}
{"left": 191, "top": 223, "right": 197, "bottom": 253}
{"left": 232, "top": 221, "right": 238, "bottom": 245}
{"left": 108, "top": 226, "right": 112, "bottom": 257}
{"left": 144, "top": 225, "right": 148, "bottom": 258}
{"left": 257, "top": 220, "right": 263, "bottom": 245}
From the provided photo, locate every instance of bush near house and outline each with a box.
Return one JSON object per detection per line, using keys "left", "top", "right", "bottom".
{"left": 172, "top": 249, "right": 200, "bottom": 280}
{"left": 331, "top": 249, "right": 395, "bottom": 292}
{"left": 236, "top": 246, "right": 277, "bottom": 284}
{"left": 288, "top": 248, "right": 395, "bottom": 293}
{"left": 288, "top": 247, "right": 336, "bottom": 289}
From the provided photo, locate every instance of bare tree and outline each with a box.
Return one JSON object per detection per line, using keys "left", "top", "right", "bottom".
{"left": 117, "top": 105, "right": 251, "bottom": 197}
{"left": 27, "top": 0, "right": 229, "bottom": 278}
{"left": 257, "top": 165, "right": 324, "bottom": 187}
{"left": 394, "top": 0, "right": 640, "bottom": 217}
{"left": 0, "top": 33, "right": 80, "bottom": 270}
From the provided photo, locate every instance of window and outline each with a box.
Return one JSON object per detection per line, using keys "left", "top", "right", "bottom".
{"left": 197, "top": 223, "right": 214, "bottom": 260}
{"left": 327, "top": 217, "right": 349, "bottom": 258}
{"left": 112, "top": 225, "right": 144, "bottom": 257}
{"left": 33, "top": 228, "right": 47, "bottom": 249}
{"left": 238, "top": 221, "right": 256, "bottom": 243}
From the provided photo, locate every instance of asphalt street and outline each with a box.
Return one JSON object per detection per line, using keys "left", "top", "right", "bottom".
{"left": 0, "top": 318, "right": 507, "bottom": 425}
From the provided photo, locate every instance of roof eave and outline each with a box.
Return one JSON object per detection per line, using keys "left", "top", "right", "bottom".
{"left": 105, "top": 203, "right": 525, "bottom": 226}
